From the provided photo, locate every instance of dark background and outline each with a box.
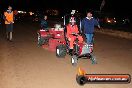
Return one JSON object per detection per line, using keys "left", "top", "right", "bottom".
{"left": 0, "top": 0, "right": 131, "bottom": 16}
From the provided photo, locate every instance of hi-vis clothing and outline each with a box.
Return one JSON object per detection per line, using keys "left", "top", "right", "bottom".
{"left": 66, "top": 24, "right": 83, "bottom": 49}
{"left": 4, "top": 11, "right": 14, "bottom": 24}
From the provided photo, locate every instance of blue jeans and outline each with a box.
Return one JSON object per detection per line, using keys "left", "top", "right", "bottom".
{"left": 85, "top": 34, "right": 93, "bottom": 44}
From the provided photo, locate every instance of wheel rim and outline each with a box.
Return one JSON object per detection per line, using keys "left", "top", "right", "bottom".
{"left": 71, "top": 57, "right": 75, "bottom": 64}
{"left": 57, "top": 49, "right": 60, "bottom": 55}
{"left": 71, "top": 55, "right": 78, "bottom": 65}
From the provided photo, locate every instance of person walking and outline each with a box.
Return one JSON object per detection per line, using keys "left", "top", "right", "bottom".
{"left": 81, "top": 10, "right": 100, "bottom": 45}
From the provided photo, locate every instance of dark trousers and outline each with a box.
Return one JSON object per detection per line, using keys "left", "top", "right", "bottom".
{"left": 6, "top": 24, "right": 13, "bottom": 40}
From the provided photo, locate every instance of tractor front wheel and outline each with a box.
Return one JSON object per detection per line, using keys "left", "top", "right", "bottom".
{"left": 71, "top": 55, "right": 78, "bottom": 66}
{"left": 56, "top": 45, "right": 67, "bottom": 58}
{"left": 38, "top": 33, "right": 44, "bottom": 46}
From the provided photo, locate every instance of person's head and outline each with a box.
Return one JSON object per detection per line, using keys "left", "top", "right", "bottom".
{"left": 86, "top": 10, "right": 93, "bottom": 18}
{"left": 69, "top": 16, "right": 76, "bottom": 25}
{"left": 8, "top": 6, "right": 12, "bottom": 11}
{"left": 87, "top": 12, "right": 93, "bottom": 18}
{"left": 44, "top": 15, "right": 47, "bottom": 20}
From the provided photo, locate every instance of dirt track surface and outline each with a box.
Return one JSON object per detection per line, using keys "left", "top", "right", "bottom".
{"left": 0, "top": 22, "right": 132, "bottom": 88}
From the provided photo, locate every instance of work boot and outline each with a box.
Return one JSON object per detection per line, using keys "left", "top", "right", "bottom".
{"left": 9, "top": 39, "right": 13, "bottom": 42}
{"left": 9, "top": 32, "right": 13, "bottom": 40}
{"left": 8, "top": 32, "right": 13, "bottom": 42}
{"left": 6, "top": 32, "right": 9, "bottom": 40}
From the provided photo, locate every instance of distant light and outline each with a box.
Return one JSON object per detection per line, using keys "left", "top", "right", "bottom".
{"left": 71, "top": 10, "right": 76, "bottom": 15}
{"left": 107, "top": 20, "right": 111, "bottom": 23}
{"left": 18, "top": 11, "right": 21, "bottom": 13}
{"left": 18, "top": 11, "right": 26, "bottom": 14}
{"left": 29, "top": 12, "right": 34, "bottom": 15}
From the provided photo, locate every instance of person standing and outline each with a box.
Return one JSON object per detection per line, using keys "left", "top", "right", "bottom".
{"left": 40, "top": 15, "right": 48, "bottom": 30}
{"left": 3, "top": 6, "right": 14, "bottom": 41}
{"left": 81, "top": 10, "right": 100, "bottom": 45}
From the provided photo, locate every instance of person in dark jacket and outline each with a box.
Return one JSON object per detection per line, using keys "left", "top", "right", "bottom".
{"left": 81, "top": 11, "right": 100, "bottom": 45}
{"left": 40, "top": 15, "right": 48, "bottom": 30}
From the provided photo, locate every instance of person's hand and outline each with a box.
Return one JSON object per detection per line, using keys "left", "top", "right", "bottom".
{"left": 9, "top": 21, "right": 14, "bottom": 24}
{"left": 68, "top": 37, "right": 71, "bottom": 41}
{"left": 72, "top": 32, "right": 78, "bottom": 36}
{"left": 98, "top": 25, "right": 104, "bottom": 31}
{"left": 99, "top": 27, "right": 104, "bottom": 31}
{"left": 78, "top": 33, "right": 82, "bottom": 36}
{"left": 6, "top": 20, "right": 10, "bottom": 23}
{"left": 98, "top": 25, "right": 101, "bottom": 29}
{"left": 72, "top": 32, "right": 76, "bottom": 34}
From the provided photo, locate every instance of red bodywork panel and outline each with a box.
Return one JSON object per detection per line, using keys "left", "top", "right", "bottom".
{"left": 48, "top": 38, "right": 64, "bottom": 51}
{"left": 50, "top": 30, "right": 64, "bottom": 39}
{"left": 39, "top": 30, "right": 50, "bottom": 37}
{"left": 78, "top": 43, "right": 83, "bottom": 55}
{"left": 39, "top": 28, "right": 66, "bottom": 52}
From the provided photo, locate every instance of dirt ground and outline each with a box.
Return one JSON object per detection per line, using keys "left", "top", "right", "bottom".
{"left": 0, "top": 22, "right": 132, "bottom": 88}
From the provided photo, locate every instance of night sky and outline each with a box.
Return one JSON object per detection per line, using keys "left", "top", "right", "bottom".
{"left": 0, "top": 0, "right": 131, "bottom": 16}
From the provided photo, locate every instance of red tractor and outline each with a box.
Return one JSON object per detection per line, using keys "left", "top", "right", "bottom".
{"left": 37, "top": 13, "right": 97, "bottom": 66}
{"left": 37, "top": 24, "right": 66, "bottom": 56}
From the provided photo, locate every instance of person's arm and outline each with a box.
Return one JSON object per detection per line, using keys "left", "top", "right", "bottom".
{"left": 75, "top": 25, "right": 79, "bottom": 34}
{"left": 40, "top": 20, "right": 44, "bottom": 28}
{"left": 3, "top": 12, "right": 8, "bottom": 22}
{"left": 66, "top": 25, "right": 70, "bottom": 38}
{"left": 45, "top": 20, "right": 48, "bottom": 28}
{"left": 12, "top": 11, "right": 15, "bottom": 23}
{"left": 81, "top": 19, "right": 85, "bottom": 33}
{"left": 94, "top": 18, "right": 100, "bottom": 29}
{"left": 10, "top": 13, "right": 15, "bottom": 24}
{"left": 13, "top": 15, "right": 15, "bottom": 22}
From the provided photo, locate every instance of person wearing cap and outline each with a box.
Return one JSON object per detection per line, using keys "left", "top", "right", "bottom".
{"left": 66, "top": 16, "right": 83, "bottom": 53}
{"left": 3, "top": 6, "right": 14, "bottom": 41}
{"left": 81, "top": 10, "right": 100, "bottom": 45}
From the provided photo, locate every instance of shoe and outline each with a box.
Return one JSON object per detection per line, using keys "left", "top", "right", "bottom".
{"left": 9, "top": 39, "right": 13, "bottom": 42}
{"left": 6, "top": 38, "right": 9, "bottom": 40}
